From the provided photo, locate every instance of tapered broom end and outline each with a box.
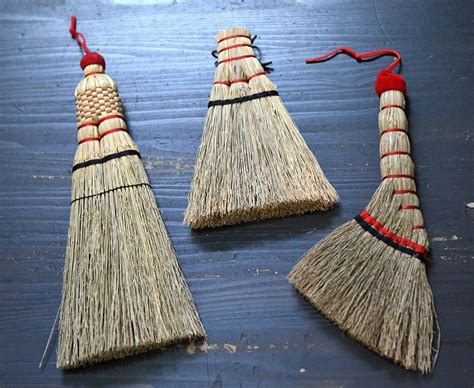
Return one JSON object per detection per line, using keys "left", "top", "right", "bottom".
{"left": 288, "top": 180, "right": 439, "bottom": 373}
{"left": 184, "top": 27, "right": 338, "bottom": 229}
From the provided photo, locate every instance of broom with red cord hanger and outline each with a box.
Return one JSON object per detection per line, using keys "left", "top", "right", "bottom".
{"left": 288, "top": 47, "right": 440, "bottom": 373}
{"left": 53, "top": 17, "right": 205, "bottom": 369}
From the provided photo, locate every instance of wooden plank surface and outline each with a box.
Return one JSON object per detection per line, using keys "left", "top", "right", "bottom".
{"left": 0, "top": 0, "right": 473, "bottom": 386}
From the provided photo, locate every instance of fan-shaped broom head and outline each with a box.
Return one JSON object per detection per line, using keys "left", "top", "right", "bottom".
{"left": 57, "top": 18, "right": 205, "bottom": 369}
{"left": 184, "top": 27, "right": 338, "bottom": 229}
{"left": 289, "top": 70, "right": 439, "bottom": 373}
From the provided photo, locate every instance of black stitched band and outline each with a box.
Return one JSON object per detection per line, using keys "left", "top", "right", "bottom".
{"left": 354, "top": 215, "right": 428, "bottom": 263}
{"left": 72, "top": 150, "right": 141, "bottom": 172}
{"left": 208, "top": 90, "right": 279, "bottom": 108}
{"left": 71, "top": 182, "right": 151, "bottom": 204}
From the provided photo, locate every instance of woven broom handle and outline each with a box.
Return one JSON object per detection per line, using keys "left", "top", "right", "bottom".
{"left": 379, "top": 90, "right": 425, "bottom": 231}
{"left": 379, "top": 90, "right": 411, "bottom": 178}
{"left": 75, "top": 64, "right": 127, "bottom": 142}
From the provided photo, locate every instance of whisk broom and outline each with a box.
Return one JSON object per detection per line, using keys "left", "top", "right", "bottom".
{"left": 184, "top": 27, "right": 338, "bottom": 229}
{"left": 57, "top": 17, "right": 205, "bottom": 369}
{"left": 288, "top": 47, "right": 439, "bottom": 373}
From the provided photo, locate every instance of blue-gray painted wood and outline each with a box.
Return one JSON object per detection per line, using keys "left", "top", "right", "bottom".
{"left": 0, "top": 0, "right": 473, "bottom": 386}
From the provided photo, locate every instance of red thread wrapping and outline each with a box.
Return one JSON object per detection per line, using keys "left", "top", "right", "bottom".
{"left": 412, "top": 225, "right": 425, "bottom": 230}
{"left": 400, "top": 205, "right": 420, "bottom": 210}
{"left": 99, "top": 114, "right": 124, "bottom": 124}
{"left": 218, "top": 54, "right": 255, "bottom": 65}
{"left": 360, "top": 210, "right": 429, "bottom": 256}
{"left": 214, "top": 72, "right": 267, "bottom": 86}
{"left": 393, "top": 190, "right": 417, "bottom": 195}
{"left": 217, "top": 34, "right": 251, "bottom": 43}
{"left": 78, "top": 121, "right": 97, "bottom": 129}
{"left": 381, "top": 128, "right": 408, "bottom": 135}
{"left": 218, "top": 43, "right": 252, "bottom": 53}
{"left": 100, "top": 128, "right": 127, "bottom": 139}
{"left": 382, "top": 174, "right": 415, "bottom": 180}
{"left": 78, "top": 136, "right": 100, "bottom": 144}
{"left": 248, "top": 71, "right": 266, "bottom": 80}
{"left": 381, "top": 151, "right": 411, "bottom": 158}
{"left": 381, "top": 104, "right": 404, "bottom": 111}
{"left": 375, "top": 69, "right": 407, "bottom": 96}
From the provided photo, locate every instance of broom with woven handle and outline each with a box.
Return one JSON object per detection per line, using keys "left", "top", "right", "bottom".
{"left": 288, "top": 47, "right": 439, "bottom": 373}
{"left": 57, "top": 17, "right": 205, "bottom": 369}
{"left": 184, "top": 27, "right": 338, "bottom": 229}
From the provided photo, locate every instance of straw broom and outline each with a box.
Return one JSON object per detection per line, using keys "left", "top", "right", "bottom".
{"left": 184, "top": 27, "right": 338, "bottom": 229}
{"left": 288, "top": 48, "right": 439, "bottom": 373}
{"left": 57, "top": 17, "right": 205, "bottom": 369}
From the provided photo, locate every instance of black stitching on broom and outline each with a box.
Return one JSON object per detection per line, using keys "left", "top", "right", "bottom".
{"left": 354, "top": 215, "right": 429, "bottom": 263}
{"left": 212, "top": 36, "right": 274, "bottom": 72}
{"left": 72, "top": 150, "right": 141, "bottom": 172}
{"left": 71, "top": 182, "right": 151, "bottom": 203}
{"left": 208, "top": 90, "right": 279, "bottom": 107}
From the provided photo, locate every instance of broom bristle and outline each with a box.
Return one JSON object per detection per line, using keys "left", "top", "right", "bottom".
{"left": 289, "top": 179, "right": 439, "bottom": 373}
{"left": 58, "top": 64, "right": 205, "bottom": 369}
{"left": 184, "top": 27, "right": 338, "bottom": 229}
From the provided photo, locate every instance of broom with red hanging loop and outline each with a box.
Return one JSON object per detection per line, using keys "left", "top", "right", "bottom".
{"left": 184, "top": 27, "right": 338, "bottom": 229}
{"left": 288, "top": 47, "right": 439, "bottom": 373}
{"left": 56, "top": 17, "right": 205, "bottom": 369}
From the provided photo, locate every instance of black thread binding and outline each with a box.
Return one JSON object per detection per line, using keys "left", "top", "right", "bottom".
{"left": 208, "top": 90, "right": 279, "bottom": 108}
{"left": 354, "top": 215, "right": 428, "bottom": 263}
{"left": 71, "top": 182, "right": 151, "bottom": 203}
{"left": 72, "top": 150, "right": 141, "bottom": 172}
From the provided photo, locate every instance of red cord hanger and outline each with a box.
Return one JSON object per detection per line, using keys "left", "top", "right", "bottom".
{"left": 305, "top": 46, "right": 406, "bottom": 96}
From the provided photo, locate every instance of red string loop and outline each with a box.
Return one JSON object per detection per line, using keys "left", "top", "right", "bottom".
{"left": 70, "top": 16, "right": 90, "bottom": 54}
{"left": 305, "top": 46, "right": 401, "bottom": 72}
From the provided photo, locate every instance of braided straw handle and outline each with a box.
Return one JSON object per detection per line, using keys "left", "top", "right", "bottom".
{"left": 75, "top": 64, "right": 137, "bottom": 159}
{"left": 379, "top": 90, "right": 428, "bottom": 249}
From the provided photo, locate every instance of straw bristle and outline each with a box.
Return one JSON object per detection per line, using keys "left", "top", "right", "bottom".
{"left": 288, "top": 180, "right": 438, "bottom": 373}
{"left": 184, "top": 27, "right": 338, "bottom": 229}
{"left": 57, "top": 65, "right": 205, "bottom": 369}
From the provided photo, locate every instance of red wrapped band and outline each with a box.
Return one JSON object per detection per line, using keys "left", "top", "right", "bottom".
{"left": 381, "top": 104, "right": 404, "bottom": 111}
{"left": 99, "top": 114, "right": 124, "bottom": 124}
{"left": 381, "top": 151, "right": 411, "bottom": 158}
{"left": 214, "top": 72, "right": 267, "bottom": 86}
{"left": 218, "top": 54, "right": 256, "bottom": 65}
{"left": 218, "top": 43, "right": 253, "bottom": 53}
{"left": 359, "top": 210, "right": 429, "bottom": 256}
{"left": 217, "top": 34, "right": 251, "bottom": 43}
{"left": 400, "top": 205, "right": 420, "bottom": 210}
{"left": 100, "top": 128, "right": 127, "bottom": 138}
{"left": 376, "top": 69, "right": 406, "bottom": 96}
{"left": 78, "top": 136, "right": 100, "bottom": 144}
{"left": 381, "top": 128, "right": 408, "bottom": 135}
{"left": 78, "top": 121, "right": 97, "bottom": 129}
{"left": 382, "top": 174, "right": 415, "bottom": 180}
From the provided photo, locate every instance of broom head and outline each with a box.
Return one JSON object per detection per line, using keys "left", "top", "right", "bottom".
{"left": 184, "top": 27, "right": 338, "bottom": 229}
{"left": 288, "top": 179, "right": 439, "bottom": 373}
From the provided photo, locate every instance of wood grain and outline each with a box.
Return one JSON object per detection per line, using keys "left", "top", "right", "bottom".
{"left": 0, "top": 0, "right": 473, "bottom": 386}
